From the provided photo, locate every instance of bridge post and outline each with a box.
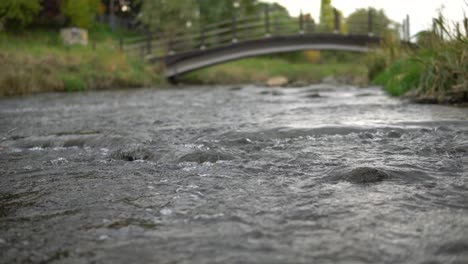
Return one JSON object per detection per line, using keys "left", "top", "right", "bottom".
{"left": 333, "top": 8, "right": 340, "bottom": 34}
{"left": 274, "top": 16, "right": 279, "bottom": 35}
{"left": 299, "top": 10, "right": 304, "bottom": 35}
{"left": 368, "top": 9, "right": 374, "bottom": 37}
{"left": 264, "top": 6, "right": 270, "bottom": 37}
{"left": 232, "top": 15, "right": 238, "bottom": 43}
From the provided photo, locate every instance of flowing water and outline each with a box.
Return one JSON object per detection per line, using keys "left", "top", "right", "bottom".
{"left": 1, "top": 85, "right": 467, "bottom": 264}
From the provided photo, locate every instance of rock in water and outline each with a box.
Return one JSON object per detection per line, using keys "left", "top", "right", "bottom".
{"left": 344, "top": 167, "right": 389, "bottom": 184}
{"left": 266, "top": 76, "right": 288, "bottom": 87}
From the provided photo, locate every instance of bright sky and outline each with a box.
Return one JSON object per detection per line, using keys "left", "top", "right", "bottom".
{"left": 261, "top": 0, "right": 468, "bottom": 35}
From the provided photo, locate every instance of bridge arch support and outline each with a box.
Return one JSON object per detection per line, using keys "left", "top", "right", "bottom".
{"left": 149, "top": 34, "right": 382, "bottom": 79}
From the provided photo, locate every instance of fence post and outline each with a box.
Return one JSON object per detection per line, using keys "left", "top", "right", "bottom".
{"left": 265, "top": 6, "right": 270, "bottom": 37}
{"left": 368, "top": 9, "right": 374, "bottom": 36}
{"left": 232, "top": 15, "right": 238, "bottom": 43}
{"left": 274, "top": 15, "right": 279, "bottom": 35}
{"left": 299, "top": 10, "right": 304, "bottom": 34}
{"left": 109, "top": 0, "right": 116, "bottom": 31}
{"left": 402, "top": 20, "right": 407, "bottom": 41}
{"left": 465, "top": 18, "right": 468, "bottom": 37}
{"left": 119, "top": 36, "right": 123, "bottom": 52}
{"left": 406, "top": 15, "right": 410, "bottom": 41}
{"left": 146, "top": 31, "right": 152, "bottom": 55}
{"left": 168, "top": 40, "right": 174, "bottom": 56}
{"left": 200, "top": 26, "right": 206, "bottom": 49}
{"left": 333, "top": 8, "right": 340, "bottom": 34}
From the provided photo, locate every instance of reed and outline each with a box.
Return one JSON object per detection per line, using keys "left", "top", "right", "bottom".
{"left": 370, "top": 13, "right": 468, "bottom": 103}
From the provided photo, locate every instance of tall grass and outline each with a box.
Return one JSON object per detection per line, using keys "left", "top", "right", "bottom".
{"left": 370, "top": 14, "right": 468, "bottom": 103}
{"left": 0, "top": 27, "right": 164, "bottom": 96}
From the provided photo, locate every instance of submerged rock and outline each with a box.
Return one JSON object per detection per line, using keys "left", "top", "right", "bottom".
{"left": 343, "top": 167, "right": 389, "bottom": 184}
{"left": 178, "top": 150, "right": 234, "bottom": 164}
{"left": 305, "top": 93, "right": 321, "bottom": 98}
{"left": 111, "top": 145, "right": 153, "bottom": 161}
{"left": 387, "top": 131, "right": 402, "bottom": 138}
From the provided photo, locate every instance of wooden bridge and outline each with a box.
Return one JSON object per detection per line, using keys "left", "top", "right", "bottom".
{"left": 120, "top": 8, "right": 412, "bottom": 81}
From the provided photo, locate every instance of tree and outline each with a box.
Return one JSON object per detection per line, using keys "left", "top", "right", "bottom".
{"left": 319, "top": 0, "right": 333, "bottom": 32}
{"left": 346, "top": 7, "right": 393, "bottom": 37}
{"left": 196, "top": 0, "right": 261, "bottom": 26}
{"left": 0, "top": 0, "right": 41, "bottom": 30}
{"left": 60, "top": 0, "right": 101, "bottom": 28}
{"left": 137, "top": 0, "right": 197, "bottom": 36}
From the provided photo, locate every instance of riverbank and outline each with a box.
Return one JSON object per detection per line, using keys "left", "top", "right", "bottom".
{"left": 370, "top": 18, "right": 468, "bottom": 104}
{"left": 180, "top": 57, "right": 369, "bottom": 87}
{"left": 0, "top": 29, "right": 165, "bottom": 96}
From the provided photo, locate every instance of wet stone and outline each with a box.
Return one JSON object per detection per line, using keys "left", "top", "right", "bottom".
{"left": 305, "top": 93, "right": 321, "bottom": 98}
{"left": 359, "top": 132, "right": 374, "bottom": 139}
{"left": 111, "top": 145, "right": 153, "bottom": 161}
{"left": 436, "top": 241, "right": 468, "bottom": 255}
{"left": 344, "top": 167, "right": 389, "bottom": 184}
{"left": 387, "top": 131, "right": 402, "bottom": 138}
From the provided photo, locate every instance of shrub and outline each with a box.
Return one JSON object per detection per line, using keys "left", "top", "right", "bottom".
{"left": 0, "top": 0, "right": 41, "bottom": 30}
{"left": 60, "top": 0, "right": 101, "bottom": 29}
{"left": 62, "top": 75, "right": 87, "bottom": 92}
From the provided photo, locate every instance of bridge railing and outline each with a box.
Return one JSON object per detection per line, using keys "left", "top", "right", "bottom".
{"left": 120, "top": 8, "right": 411, "bottom": 59}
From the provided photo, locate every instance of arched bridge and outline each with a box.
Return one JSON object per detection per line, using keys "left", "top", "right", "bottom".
{"left": 120, "top": 8, "right": 412, "bottom": 80}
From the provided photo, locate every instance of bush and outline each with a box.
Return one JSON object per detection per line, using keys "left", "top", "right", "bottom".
{"left": 62, "top": 75, "right": 87, "bottom": 92}
{"left": 0, "top": 0, "right": 41, "bottom": 30}
{"left": 372, "top": 14, "right": 468, "bottom": 102}
{"left": 60, "top": 0, "right": 101, "bottom": 29}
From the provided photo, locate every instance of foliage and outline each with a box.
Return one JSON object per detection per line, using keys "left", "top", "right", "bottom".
{"left": 0, "top": 0, "right": 41, "bottom": 30}
{"left": 197, "top": 0, "right": 261, "bottom": 25}
{"left": 60, "top": 0, "right": 101, "bottom": 29}
{"left": 303, "top": 51, "right": 321, "bottom": 63}
{"left": 319, "top": 0, "right": 334, "bottom": 32}
{"left": 372, "top": 14, "right": 468, "bottom": 102}
{"left": 346, "top": 7, "right": 394, "bottom": 37}
{"left": 0, "top": 28, "right": 164, "bottom": 96}
{"left": 137, "top": 0, "right": 197, "bottom": 38}
{"left": 373, "top": 58, "right": 423, "bottom": 96}
{"left": 181, "top": 57, "right": 368, "bottom": 85}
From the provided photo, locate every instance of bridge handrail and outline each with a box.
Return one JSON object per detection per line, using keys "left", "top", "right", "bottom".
{"left": 119, "top": 8, "right": 412, "bottom": 58}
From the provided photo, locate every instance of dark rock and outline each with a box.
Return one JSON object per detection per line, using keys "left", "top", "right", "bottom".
{"left": 344, "top": 167, "right": 389, "bottom": 184}
{"left": 436, "top": 241, "right": 468, "bottom": 255}
{"left": 271, "top": 90, "right": 284, "bottom": 96}
{"left": 111, "top": 145, "right": 153, "bottom": 161}
{"left": 387, "top": 131, "right": 402, "bottom": 138}
{"left": 229, "top": 86, "right": 242, "bottom": 91}
{"left": 179, "top": 150, "right": 234, "bottom": 164}
{"left": 305, "top": 93, "right": 321, "bottom": 98}
{"left": 287, "top": 80, "right": 308, "bottom": 88}
{"left": 359, "top": 132, "right": 374, "bottom": 139}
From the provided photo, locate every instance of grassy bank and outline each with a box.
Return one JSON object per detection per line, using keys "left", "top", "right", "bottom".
{"left": 0, "top": 28, "right": 164, "bottom": 96}
{"left": 369, "top": 17, "right": 468, "bottom": 104}
{"left": 181, "top": 56, "right": 369, "bottom": 86}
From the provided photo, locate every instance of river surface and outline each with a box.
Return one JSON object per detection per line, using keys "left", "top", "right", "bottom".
{"left": 1, "top": 85, "right": 468, "bottom": 264}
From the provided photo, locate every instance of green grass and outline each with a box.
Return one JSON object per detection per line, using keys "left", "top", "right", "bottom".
{"left": 0, "top": 25, "right": 165, "bottom": 96}
{"left": 369, "top": 15, "right": 468, "bottom": 103}
{"left": 181, "top": 57, "right": 369, "bottom": 85}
